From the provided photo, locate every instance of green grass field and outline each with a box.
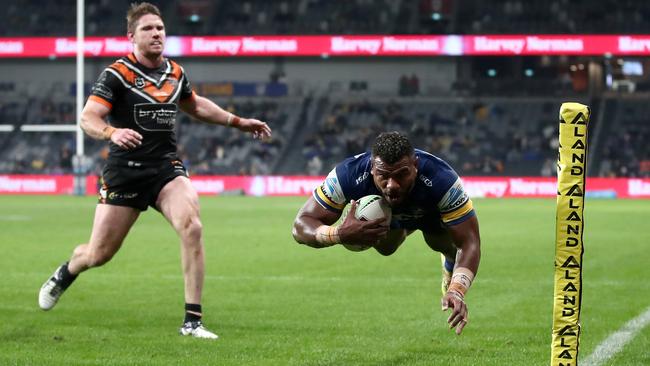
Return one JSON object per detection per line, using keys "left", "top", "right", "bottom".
{"left": 0, "top": 196, "right": 648, "bottom": 365}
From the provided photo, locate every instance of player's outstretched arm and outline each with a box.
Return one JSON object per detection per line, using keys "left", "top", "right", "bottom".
{"left": 292, "top": 197, "right": 388, "bottom": 248}
{"left": 441, "top": 215, "right": 481, "bottom": 335}
{"left": 81, "top": 99, "right": 142, "bottom": 149}
{"left": 179, "top": 95, "right": 272, "bottom": 140}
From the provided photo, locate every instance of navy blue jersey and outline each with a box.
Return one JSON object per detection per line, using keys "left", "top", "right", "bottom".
{"left": 314, "top": 150, "right": 475, "bottom": 229}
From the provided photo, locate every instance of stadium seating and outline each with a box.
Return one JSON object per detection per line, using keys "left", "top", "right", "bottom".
{"left": 595, "top": 96, "right": 650, "bottom": 177}
{"left": 291, "top": 97, "right": 570, "bottom": 176}
{"left": 3, "top": 0, "right": 650, "bottom": 36}
{"left": 2, "top": 83, "right": 648, "bottom": 178}
{"left": 1, "top": 1, "right": 648, "bottom": 178}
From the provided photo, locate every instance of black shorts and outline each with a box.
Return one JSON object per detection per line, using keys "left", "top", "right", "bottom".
{"left": 98, "top": 159, "right": 189, "bottom": 211}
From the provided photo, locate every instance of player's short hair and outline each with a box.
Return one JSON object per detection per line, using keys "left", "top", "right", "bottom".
{"left": 127, "top": 2, "right": 162, "bottom": 34}
{"left": 371, "top": 131, "right": 415, "bottom": 164}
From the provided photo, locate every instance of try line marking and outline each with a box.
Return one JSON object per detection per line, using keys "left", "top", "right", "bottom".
{"left": 582, "top": 305, "right": 650, "bottom": 366}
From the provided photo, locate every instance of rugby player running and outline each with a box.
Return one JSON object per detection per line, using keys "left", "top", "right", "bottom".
{"left": 38, "top": 2, "right": 271, "bottom": 339}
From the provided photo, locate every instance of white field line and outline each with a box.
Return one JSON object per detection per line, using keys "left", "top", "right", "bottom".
{"left": 582, "top": 306, "right": 650, "bottom": 366}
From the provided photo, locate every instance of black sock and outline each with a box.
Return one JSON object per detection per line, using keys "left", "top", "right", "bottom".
{"left": 58, "top": 262, "right": 78, "bottom": 290}
{"left": 184, "top": 303, "right": 202, "bottom": 323}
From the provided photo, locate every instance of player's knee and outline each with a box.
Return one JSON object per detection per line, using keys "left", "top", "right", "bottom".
{"left": 181, "top": 216, "right": 203, "bottom": 241}
{"left": 87, "top": 248, "right": 114, "bottom": 268}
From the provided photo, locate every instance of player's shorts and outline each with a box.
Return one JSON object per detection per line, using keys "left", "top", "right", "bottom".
{"left": 98, "top": 159, "right": 189, "bottom": 211}
{"left": 392, "top": 212, "right": 447, "bottom": 234}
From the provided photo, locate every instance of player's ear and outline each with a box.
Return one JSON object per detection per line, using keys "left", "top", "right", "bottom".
{"left": 127, "top": 32, "right": 135, "bottom": 43}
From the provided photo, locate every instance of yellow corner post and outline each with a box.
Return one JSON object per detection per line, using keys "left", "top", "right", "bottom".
{"left": 551, "top": 102, "right": 590, "bottom": 366}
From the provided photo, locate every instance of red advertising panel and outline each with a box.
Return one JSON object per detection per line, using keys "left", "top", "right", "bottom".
{"left": 0, "top": 175, "right": 74, "bottom": 194}
{"left": 1, "top": 175, "right": 648, "bottom": 198}
{"left": 3, "top": 35, "right": 650, "bottom": 58}
{"left": 462, "top": 177, "right": 650, "bottom": 199}
{"left": 189, "top": 175, "right": 323, "bottom": 196}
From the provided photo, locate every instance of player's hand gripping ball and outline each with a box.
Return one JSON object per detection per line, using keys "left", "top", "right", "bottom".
{"left": 341, "top": 195, "right": 392, "bottom": 252}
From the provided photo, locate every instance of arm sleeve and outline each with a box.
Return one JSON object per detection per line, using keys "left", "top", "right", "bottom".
{"left": 437, "top": 178, "right": 475, "bottom": 226}
{"left": 88, "top": 69, "right": 120, "bottom": 110}
{"left": 313, "top": 167, "right": 347, "bottom": 213}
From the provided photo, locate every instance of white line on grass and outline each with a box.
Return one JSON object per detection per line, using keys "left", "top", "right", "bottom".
{"left": 582, "top": 305, "right": 650, "bottom": 366}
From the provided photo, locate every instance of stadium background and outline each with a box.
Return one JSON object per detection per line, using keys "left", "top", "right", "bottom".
{"left": 0, "top": 1, "right": 649, "bottom": 365}
{"left": 1, "top": 0, "right": 649, "bottom": 185}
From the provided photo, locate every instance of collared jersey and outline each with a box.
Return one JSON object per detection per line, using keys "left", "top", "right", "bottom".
{"left": 314, "top": 149, "right": 475, "bottom": 228}
{"left": 89, "top": 53, "right": 194, "bottom": 163}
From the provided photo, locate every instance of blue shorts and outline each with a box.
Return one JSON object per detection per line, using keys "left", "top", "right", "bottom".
{"left": 391, "top": 212, "right": 446, "bottom": 234}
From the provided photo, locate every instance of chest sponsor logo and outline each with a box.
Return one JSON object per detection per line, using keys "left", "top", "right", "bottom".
{"left": 133, "top": 103, "right": 177, "bottom": 131}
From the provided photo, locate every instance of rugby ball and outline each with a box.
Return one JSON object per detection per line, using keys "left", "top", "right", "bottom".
{"left": 354, "top": 195, "right": 391, "bottom": 223}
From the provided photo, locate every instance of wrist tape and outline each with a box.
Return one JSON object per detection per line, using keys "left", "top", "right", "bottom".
{"left": 227, "top": 113, "right": 241, "bottom": 127}
{"left": 102, "top": 126, "right": 116, "bottom": 140}
{"left": 315, "top": 225, "right": 340, "bottom": 244}
{"left": 447, "top": 267, "right": 475, "bottom": 298}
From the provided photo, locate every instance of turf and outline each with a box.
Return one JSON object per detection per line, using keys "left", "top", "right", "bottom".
{"left": 0, "top": 196, "right": 648, "bottom": 365}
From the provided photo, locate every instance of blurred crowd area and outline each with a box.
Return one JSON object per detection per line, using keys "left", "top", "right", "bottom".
{"left": 4, "top": 0, "right": 650, "bottom": 36}
{"left": 1, "top": 84, "right": 648, "bottom": 178}
{"left": 0, "top": 0, "right": 648, "bottom": 178}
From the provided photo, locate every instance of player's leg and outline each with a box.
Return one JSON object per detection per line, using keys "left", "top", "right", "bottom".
{"left": 156, "top": 175, "right": 217, "bottom": 339}
{"left": 422, "top": 229, "right": 457, "bottom": 295}
{"left": 69, "top": 204, "right": 140, "bottom": 273}
{"left": 39, "top": 204, "right": 140, "bottom": 310}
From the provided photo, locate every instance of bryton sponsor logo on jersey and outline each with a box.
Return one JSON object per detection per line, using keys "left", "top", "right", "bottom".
{"left": 134, "top": 103, "right": 177, "bottom": 131}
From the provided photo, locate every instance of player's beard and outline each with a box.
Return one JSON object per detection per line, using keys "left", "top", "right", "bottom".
{"left": 144, "top": 43, "right": 164, "bottom": 58}
{"left": 135, "top": 39, "right": 164, "bottom": 61}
